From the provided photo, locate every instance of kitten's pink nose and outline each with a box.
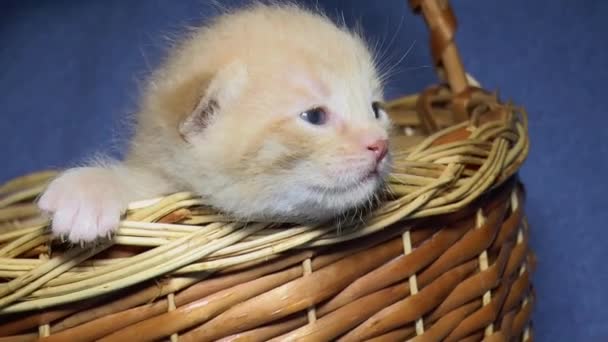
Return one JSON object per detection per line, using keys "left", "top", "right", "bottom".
{"left": 367, "top": 139, "right": 388, "bottom": 163}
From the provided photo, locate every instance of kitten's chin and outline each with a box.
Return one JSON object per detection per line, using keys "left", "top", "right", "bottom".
{"left": 307, "top": 170, "right": 380, "bottom": 195}
{"left": 197, "top": 170, "right": 388, "bottom": 225}
{"left": 302, "top": 172, "right": 386, "bottom": 220}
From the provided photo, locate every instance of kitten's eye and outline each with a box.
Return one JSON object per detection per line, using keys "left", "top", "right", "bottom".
{"left": 372, "top": 101, "right": 384, "bottom": 119}
{"left": 300, "top": 107, "right": 328, "bottom": 125}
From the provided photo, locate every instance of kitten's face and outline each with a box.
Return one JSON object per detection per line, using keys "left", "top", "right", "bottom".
{"left": 162, "top": 5, "right": 392, "bottom": 222}
{"left": 189, "top": 58, "right": 391, "bottom": 222}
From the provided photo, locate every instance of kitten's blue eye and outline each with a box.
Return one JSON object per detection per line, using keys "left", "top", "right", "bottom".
{"left": 300, "top": 107, "right": 328, "bottom": 125}
{"left": 372, "top": 102, "right": 383, "bottom": 119}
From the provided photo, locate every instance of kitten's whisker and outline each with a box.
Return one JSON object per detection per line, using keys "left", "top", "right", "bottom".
{"left": 377, "top": 40, "right": 418, "bottom": 84}
{"left": 379, "top": 64, "right": 433, "bottom": 84}
{"left": 374, "top": 14, "right": 406, "bottom": 80}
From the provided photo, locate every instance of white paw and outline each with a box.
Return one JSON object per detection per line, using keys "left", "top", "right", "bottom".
{"left": 37, "top": 167, "right": 127, "bottom": 243}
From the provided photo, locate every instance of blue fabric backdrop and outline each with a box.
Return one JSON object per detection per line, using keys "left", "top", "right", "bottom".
{"left": 1, "top": 1, "right": 606, "bottom": 340}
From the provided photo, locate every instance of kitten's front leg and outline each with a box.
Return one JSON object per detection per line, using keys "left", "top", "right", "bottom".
{"left": 37, "top": 164, "right": 170, "bottom": 243}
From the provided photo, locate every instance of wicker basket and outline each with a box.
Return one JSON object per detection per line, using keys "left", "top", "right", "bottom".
{"left": 0, "top": 1, "right": 534, "bottom": 341}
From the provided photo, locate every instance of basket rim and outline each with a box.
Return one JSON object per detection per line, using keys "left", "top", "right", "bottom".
{"left": 0, "top": 82, "right": 529, "bottom": 314}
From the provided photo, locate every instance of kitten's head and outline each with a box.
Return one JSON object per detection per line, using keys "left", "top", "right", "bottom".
{"left": 149, "top": 4, "right": 392, "bottom": 222}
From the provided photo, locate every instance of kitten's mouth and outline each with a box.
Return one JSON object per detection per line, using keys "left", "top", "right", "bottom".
{"left": 308, "top": 170, "right": 381, "bottom": 195}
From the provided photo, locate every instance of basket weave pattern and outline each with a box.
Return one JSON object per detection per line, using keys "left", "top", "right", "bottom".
{"left": 0, "top": 1, "right": 535, "bottom": 341}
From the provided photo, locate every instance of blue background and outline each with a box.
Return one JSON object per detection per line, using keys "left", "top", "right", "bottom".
{"left": 1, "top": 1, "right": 606, "bottom": 340}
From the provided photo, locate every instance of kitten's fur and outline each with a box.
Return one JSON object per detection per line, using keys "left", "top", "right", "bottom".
{"left": 38, "top": 3, "right": 392, "bottom": 242}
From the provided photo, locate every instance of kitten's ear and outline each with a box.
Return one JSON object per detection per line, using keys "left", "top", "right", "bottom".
{"left": 179, "top": 60, "right": 248, "bottom": 139}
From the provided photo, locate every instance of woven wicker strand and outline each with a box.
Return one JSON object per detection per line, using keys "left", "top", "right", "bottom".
{"left": 0, "top": 0, "right": 535, "bottom": 341}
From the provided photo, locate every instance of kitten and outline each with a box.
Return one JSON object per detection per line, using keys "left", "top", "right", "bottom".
{"left": 37, "top": 3, "right": 392, "bottom": 242}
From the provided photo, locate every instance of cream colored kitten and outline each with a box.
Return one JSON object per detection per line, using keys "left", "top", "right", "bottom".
{"left": 38, "top": 3, "right": 392, "bottom": 242}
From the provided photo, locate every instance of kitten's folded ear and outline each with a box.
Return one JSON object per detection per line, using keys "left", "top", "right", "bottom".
{"left": 179, "top": 60, "right": 248, "bottom": 140}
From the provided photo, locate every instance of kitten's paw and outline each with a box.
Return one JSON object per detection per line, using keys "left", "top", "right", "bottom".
{"left": 37, "top": 167, "right": 127, "bottom": 243}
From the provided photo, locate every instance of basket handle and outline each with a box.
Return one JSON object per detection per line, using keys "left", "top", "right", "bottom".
{"left": 410, "top": 0, "right": 470, "bottom": 122}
